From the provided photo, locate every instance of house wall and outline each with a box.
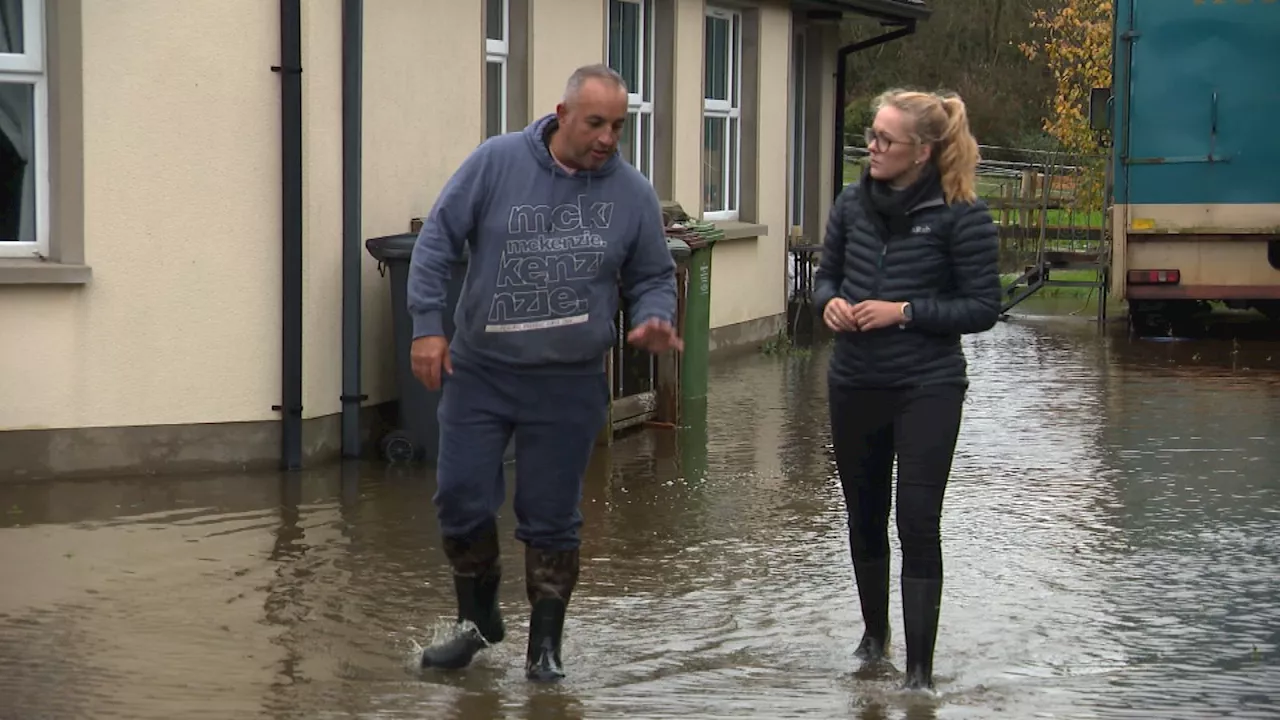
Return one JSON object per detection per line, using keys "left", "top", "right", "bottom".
{"left": 0, "top": 0, "right": 857, "bottom": 479}
{"left": 0, "top": 1, "right": 282, "bottom": 435}
{"left": 704, "top": 2, "right": 791, "bottom": 345}
{"left": 0, "top": 0, "right": 485, "bottom": 478}
{"left": 350, "top": 0, "right": 483, "bottom": 415}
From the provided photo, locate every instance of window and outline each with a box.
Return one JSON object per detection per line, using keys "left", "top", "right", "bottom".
{"left": 0, "top": 0, "right": 48, "bottom": 258}
{"left": 607, "top": 0, "right": 654, "bottom": 181}
{"left": 485, "top": 0, "right": 508, "bottom": 139}
{"left": 703, "top": 7, "right": 740, "bottom": 222}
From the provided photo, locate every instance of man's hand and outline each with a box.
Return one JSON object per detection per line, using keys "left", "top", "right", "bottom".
{"left": 823, "top": 297, "right": 858, "bottom": 332}
{"left": 411, "top": 336, "right": 452, "bottom": 390}
{"left": 849, "top": 300, "right": 907, "bottom": 331}
{"left": 627, "top": 318, "right": 684, "bottom": 353}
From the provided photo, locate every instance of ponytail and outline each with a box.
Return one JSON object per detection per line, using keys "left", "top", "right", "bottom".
{"left": 872, "top": 89, "right": 981, "bottom": 205}
{"left": 936, "top": 94, "right": 980, "bottom": 205}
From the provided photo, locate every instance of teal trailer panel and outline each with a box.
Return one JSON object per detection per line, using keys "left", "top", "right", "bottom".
{"left": 1114, "top": 0, "right": 1280, "bottom": 206}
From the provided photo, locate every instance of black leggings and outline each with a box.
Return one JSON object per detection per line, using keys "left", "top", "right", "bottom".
{"left": 828, "top": 383, "right": 964, "bottom": 580}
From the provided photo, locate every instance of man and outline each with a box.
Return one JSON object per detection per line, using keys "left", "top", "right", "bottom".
{"left": 406, "top": 64, "right": 682, "bottom": 682}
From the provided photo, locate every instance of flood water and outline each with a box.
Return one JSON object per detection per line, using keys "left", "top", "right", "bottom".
{"left": 2, "top": 317, "right": 1280, "bottom": 719}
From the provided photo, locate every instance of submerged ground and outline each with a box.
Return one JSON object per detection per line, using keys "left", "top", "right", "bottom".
{"left": 2, "top": 314, "right": 1278, "bottom": 719}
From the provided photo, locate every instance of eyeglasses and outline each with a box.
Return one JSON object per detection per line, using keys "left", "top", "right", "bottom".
{"left": 864, "top": 127, "right": 905, "bottom": 151}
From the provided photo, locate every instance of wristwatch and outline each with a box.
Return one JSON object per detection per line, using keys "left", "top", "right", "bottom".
{"left": 900, "top": 302, "right": 913, "bottom": 325}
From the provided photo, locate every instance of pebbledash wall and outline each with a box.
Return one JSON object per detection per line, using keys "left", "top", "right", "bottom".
{"left": 0, "top": 0, "right": 857, "bottom": 479}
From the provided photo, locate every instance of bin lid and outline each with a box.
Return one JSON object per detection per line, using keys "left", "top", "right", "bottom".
{"left": 366, "top": 233, "right": 471, "bottom": 263}
{"left": 366, "top": 233, "right": 417, "bottom": 261}
{"left": 666, "top": 236, "right": 692, "bottom": 262}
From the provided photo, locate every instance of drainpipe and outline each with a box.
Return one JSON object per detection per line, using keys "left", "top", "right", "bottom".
{"left": 340, "top": 0, "right": 365, "bottom": 458}
{"left": 832, "top": 20, "right": 916, "bottom": 200}
{"left": 273, "top": 0, "right": 304, "bottom": 471}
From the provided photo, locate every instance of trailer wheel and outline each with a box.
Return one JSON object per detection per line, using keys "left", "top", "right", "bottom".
{"left": 1129, "top": 300, "right": 1204, "bottom": 337}
{"left": 1253, "top": 300, "right": 1280, "bottom": 323}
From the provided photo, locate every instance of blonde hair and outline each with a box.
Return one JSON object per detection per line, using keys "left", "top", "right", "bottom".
{"left": 872, "top": 89, "right": 980, "bottom": 205}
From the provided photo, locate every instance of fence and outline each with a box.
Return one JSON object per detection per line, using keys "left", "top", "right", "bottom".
{"left": 844, "top": 144, "right": 1109, "bottom": 274}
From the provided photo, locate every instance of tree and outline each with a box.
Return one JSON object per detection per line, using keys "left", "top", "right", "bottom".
{"left": 1020, "top": 0, "right": 1114, "bottom": 213}
{"left": 1019, "top": 0, "right": 1114, "bottom": 153}
{"left": 840, "top": 0, "right": 1058, "bottom": 148}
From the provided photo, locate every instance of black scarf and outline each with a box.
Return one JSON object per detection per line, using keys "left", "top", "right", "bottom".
{"left": 859, "top": 163, "right": 944, "bottom": 237}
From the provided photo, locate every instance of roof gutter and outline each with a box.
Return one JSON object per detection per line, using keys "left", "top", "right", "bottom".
{"left": 832, "top": 20, "right": 920, "bottom": 199}
{"left": 805, "top": 0, "right": 931, "bottom": 23}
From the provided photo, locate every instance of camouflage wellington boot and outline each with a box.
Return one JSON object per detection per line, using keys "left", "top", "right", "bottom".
{"left": 523, "top": 546, "right": 580, "bottom": 683}
{"left": 421, "top": 522, "right": 505, "bottom": 670}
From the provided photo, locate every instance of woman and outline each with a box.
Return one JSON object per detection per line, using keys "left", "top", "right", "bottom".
{"left": 813, "top": 89, "right": 1001, "bottom": 691}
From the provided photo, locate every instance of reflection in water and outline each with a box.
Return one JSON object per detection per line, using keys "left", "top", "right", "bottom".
{"left": 1, "top": 319, "right": 1278, "bottom": 719}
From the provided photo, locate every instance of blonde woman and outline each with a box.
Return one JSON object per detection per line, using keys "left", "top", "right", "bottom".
{"left": 814, "top": 89, "right": 1001, "bottom": 691}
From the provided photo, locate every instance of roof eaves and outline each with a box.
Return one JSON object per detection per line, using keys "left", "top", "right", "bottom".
{"left": 800, "top": 0, "right": 931, "bottom": 23}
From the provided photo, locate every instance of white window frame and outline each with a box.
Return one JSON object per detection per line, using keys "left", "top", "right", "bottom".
{"left": 484, "top": 0, "right": 509, "bottom": 138}
{"left": 703, "top": 6, "right": 741, "bottom": 223}
{"left": 0, "top": 0, "right": 50, "bottom": 259}
{"left": 788, "top": 27, "right": 806, "bottom": 235}
{"left": 606, "top": 0, "right": 654, "bottom": 182}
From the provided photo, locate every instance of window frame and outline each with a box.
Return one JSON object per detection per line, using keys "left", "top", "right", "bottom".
{"left": 702, "top": 6, "right": 741, "bottom": 223}
{"left": 606, "top": 0, "right": 655, "bottom": 182}
{"left": 484, "top": 0, "right": 509, "bottom": 138}
{"left": 0, "top": 0, "right": 50, "bottom": 259}
{"left": 788, "top": 27, "right": 806, "bottom": 236}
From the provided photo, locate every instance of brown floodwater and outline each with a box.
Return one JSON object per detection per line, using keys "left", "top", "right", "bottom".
{"left": 2, "top": 316, "right": 1279, "bottom": 719}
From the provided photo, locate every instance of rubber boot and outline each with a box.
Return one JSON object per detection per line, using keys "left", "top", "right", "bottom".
{"left": 901, "top": 577, "right": 942, "bottom": 691}
{"left": 524, "top": 546, "right": 579, "bottom": 683}
{"left": 852, "top": 557, "right": 891, "bottom": 664}
{"left": 421, "top": 523, "right": 505, "bottom": 670}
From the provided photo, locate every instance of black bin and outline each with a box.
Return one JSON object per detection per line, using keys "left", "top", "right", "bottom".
{"left": 366, "top": 232, "right": 468, "bottom": 464}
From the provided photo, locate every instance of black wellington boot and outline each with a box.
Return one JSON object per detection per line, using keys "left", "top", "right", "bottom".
{"left": 852, "top": 557, "right": 891, "bottom": 664}
{"left": 901, "top": 577, "right": 943, "bottom": 691}
{"left": 421, "top": 524, "right": 506, "bottom": 670}
{"left": 524, "top": 546, "right": 579, "bottom": 683}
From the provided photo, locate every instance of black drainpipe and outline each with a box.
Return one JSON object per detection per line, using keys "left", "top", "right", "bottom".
{"left": 340, "top": 0, "right": 365, "bottom": 458}
{"left": 832, "top": 20, "right": 916, "bottom": 200}
{"left": 273, "top": 0, "right": 304, "bottom": 471}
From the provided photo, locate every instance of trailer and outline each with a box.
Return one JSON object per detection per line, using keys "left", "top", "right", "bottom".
{"left": 1097, "top": 0, "right": 1280, "bottom": 334}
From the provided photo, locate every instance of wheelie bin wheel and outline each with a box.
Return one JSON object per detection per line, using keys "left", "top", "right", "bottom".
{"left": 381, "top": 430, "right": 417, "bottom": 464}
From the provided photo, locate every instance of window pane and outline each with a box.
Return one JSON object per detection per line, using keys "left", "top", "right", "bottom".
{"left": 704, "top": 15, "right": 728, "bottom": 101}
{"left": 639, "top": 112, "right": 653, "bottom": 179}
{"left": 641, "top": 1, "right": 653, "bottom": 102}
{"left": 0, "top": 0, "right": 24, "bottom": 54}
{"left": 486, "top": 0, "right": 504, "bottom": 41}
{"left": 703, "top": 116, "right": 726, "bottom": 213}
{"left": 619, "top": 110, "right": 638, "bottom": 168}
{"left": 0, "top": 81, "right": 35, "bottom": 243}
{"left": 730, "top": 13, "right": 740, "bottom": 107}
{"left": 608, "top": 0, "right": 641, "bottom": 92}
{"left": 485, "top": 61, "right": 505, "bottom": 138}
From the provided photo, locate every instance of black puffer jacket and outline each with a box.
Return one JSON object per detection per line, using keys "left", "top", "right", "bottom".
{"left": 813, "top": 166, "right": 1001, "bottom": 389}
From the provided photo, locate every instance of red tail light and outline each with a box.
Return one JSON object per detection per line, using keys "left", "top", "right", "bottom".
{"left": 1127, "top": 269, "right": 1180, "bottom": 285}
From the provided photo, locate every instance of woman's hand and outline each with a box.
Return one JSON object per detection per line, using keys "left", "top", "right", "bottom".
{"left": 849, "top": 300, "right": 907, "bottom": 331}
{"left": 823, "top": 298, "right": 857, "bottom": 332}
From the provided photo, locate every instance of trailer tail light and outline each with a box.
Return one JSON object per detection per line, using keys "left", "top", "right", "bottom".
{"left": 1127, "top": 269, "right": 1180, "bottom": 285}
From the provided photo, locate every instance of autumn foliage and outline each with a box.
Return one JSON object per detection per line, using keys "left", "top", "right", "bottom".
{"left": 1020, "top": 0, "right": 1115, "bottom": 210}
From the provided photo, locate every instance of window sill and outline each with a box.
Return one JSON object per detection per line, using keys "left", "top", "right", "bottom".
{"left": 713, "top": 221, "right": 769, "bottom": 242}
{"left": 0, "top": 259, "right": 93, "bottom": 285}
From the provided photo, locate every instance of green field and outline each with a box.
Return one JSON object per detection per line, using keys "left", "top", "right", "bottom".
{"left": 842, "top": 160, "right": 1104, "bottom": 230}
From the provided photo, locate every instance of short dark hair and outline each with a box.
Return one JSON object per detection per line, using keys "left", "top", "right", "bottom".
{"left": 563, "top": 64, "right": 628, "bottom": 104}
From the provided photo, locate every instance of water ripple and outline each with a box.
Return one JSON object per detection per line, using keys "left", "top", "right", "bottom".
{"left": 1, "top": 320, "right": 1278, "bottom": 718}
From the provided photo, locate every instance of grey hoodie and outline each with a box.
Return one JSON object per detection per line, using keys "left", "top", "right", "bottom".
{"left": 407, "top": 113, "right": 678, "bottom": 374}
